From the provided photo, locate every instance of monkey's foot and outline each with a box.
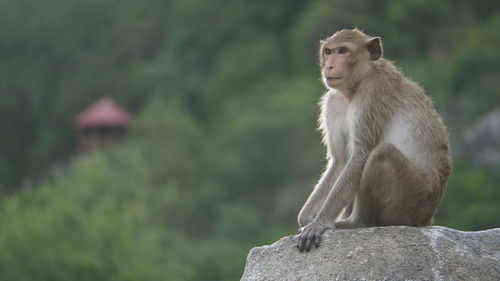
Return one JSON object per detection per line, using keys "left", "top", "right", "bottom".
{"left": 297, "top": 221, "right": 331, "bottom": 252}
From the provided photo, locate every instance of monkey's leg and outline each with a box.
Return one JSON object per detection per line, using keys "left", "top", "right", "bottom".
{"left": 349, "top": 142, "right": 438, "bottom": 227}
{"left": 341, "top": 200, "right": 355, "bottom": 219}
{"left": 332, "top": 200, "right": 355, "bottom": 229}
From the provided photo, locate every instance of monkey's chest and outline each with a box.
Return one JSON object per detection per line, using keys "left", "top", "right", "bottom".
{"left": 328, "top": 115, "right": 352, "bottom": 163}
{"left": 321, "top": 92, "right": 354, "bottom": 163}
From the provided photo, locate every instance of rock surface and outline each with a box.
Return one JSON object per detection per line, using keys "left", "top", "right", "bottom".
{"left": 241, "top": 226, "right": 500, "bottom": 281}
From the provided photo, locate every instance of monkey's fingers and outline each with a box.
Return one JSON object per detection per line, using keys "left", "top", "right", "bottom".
{"left": 306, "top": 232, "right": 318, "bottom": 252}
{"left": 314, "top": 233, "right": 321, "bottom": 248}
{"left": 298, "top": 232, "right": 306, "bottom": 252}
{"left": 298, "top": 229, "right": 312, "bottom": 252}
{"left": 298, "top": 239, "right": 307, "bottom": 252}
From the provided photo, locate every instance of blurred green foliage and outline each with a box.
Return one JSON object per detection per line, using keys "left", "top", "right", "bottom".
{"left": 0, "top": 0, "right": 499, "bottom": 280}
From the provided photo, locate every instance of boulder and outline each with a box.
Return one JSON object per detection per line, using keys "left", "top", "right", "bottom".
{"left": 241, "top": 226, "right": 500, "bottom": 281}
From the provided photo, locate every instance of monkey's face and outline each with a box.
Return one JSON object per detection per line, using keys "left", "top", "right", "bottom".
{"left": 319, "top": 30, "right": 383, "bottom": 91}
{"left": 321, "top": 43, "right": 357, "bottom": 89}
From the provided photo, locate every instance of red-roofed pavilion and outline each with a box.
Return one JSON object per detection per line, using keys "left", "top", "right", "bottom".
{"left": 75, "top": 97, "right": 132, "bottom": 153}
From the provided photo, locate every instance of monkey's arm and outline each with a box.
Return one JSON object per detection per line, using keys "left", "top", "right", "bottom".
{"left": 297, "top": 153, "right": 366, "bottom": 252}
{"left": 297, "top": 160, "right": 339, "bottom": 227}
{"left": 314, "top": 153, "right": 366, "bottom": 224}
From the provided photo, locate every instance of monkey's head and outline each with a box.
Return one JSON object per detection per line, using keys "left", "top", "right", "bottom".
{"left": 319, "top": 28, "right": 382, "bottom": 90}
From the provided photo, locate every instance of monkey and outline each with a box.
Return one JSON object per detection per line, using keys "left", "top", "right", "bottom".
{"left": 297, "top": 29, "right": 451, "bottom": 252}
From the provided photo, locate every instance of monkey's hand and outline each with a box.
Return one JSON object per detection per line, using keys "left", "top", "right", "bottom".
{"left": 297, "top": 220, "right": 332, "bottom": 252}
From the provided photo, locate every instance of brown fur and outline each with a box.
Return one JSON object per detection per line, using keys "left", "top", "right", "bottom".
{"left": 297, "top": 29, "right": 451, "bottom": 252}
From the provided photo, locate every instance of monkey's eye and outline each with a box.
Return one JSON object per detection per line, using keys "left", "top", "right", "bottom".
{"left": 323, "top": 48, "right": 332, "bottom": 55}
{"left": 334, "top": 47, "right": 348, "bottom": 54}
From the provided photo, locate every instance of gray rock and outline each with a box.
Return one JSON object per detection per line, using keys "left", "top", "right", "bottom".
{"left": 241, "top": 226, "right": 500, "bottom": 281}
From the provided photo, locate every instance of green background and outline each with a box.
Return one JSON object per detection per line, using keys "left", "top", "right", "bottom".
{"left": 0, "top": 0, "right": 499, "bottom": 280}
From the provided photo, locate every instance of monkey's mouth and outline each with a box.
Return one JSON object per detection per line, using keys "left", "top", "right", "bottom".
{"left": 325, "top": 77, "right": 343, "bottom": 80}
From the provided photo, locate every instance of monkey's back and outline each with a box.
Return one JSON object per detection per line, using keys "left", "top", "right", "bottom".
{"left": 379, "top": 63, "right": 451, "bottom": 190}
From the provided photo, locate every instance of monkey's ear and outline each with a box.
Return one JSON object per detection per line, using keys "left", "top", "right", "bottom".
{"left": 367, "top": 37, "right": 382, "bottom": 61}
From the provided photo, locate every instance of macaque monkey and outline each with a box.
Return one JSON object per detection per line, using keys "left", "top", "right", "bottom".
{"left": 297, "top": 29, "right": 451, "bottom": 252}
